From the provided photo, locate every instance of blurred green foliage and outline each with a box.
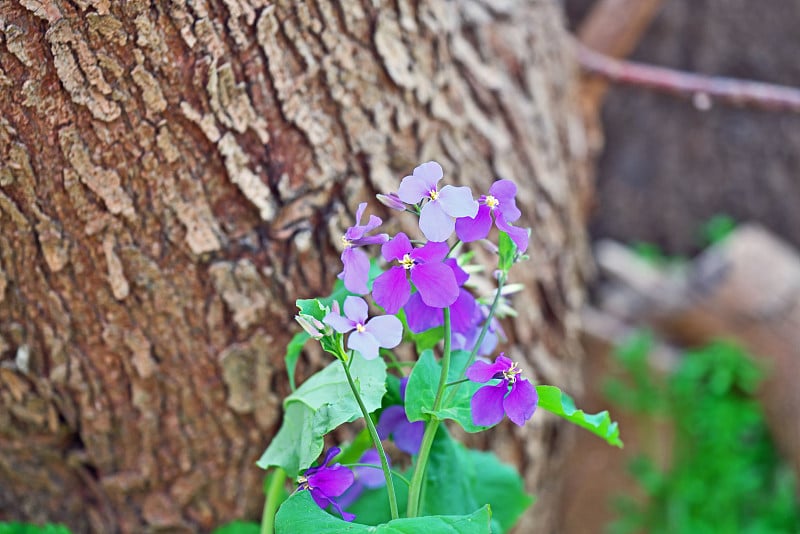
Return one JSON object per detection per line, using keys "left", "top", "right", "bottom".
{"left": 606, "top": 333, "right": 800, "bottom": 534}
{"left": 0, "top": 524, "right": 71, "bottom": 534}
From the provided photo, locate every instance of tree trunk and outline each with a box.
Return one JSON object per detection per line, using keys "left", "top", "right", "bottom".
{"left": 0, "top": 1, "right": 591, "bottom": 532}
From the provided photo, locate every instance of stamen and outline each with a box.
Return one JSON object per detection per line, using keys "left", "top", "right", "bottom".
{"left": 399, "top": 253, "right": 415, "bottom": 270}
{"left": 356, "top": 323, "right": 366, "bottom": 333}
{"left": 341, "top": 235, "right": 352, "bottom": 248}
{"left": 485, "top": 195, "right": 499, "bottom": 210}
{"left": 502, "top": 362, "right": 522, "bottom": 384}
{"left": 428, "top": 188, "right": 439, "bottom": 201}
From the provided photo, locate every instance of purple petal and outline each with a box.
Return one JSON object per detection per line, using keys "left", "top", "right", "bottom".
{"left": 323, "top": 310, "right": 355, "bottom": 334}
{"left": 307, "top": 463, "right": 354, "bottom": 497}
{"left": 504, "top": 378, "right": 538, "bottom": 426}
{"left": 372, "top": 267, "right": 411, "bottom": 314}
{"left": 489, "top": 181, "right": 521, "bottom": 223}
{"left": 321, "top": 447, "right": 342, "bottom": 467}
{"left": 450, "top": 289, "right": 478, "bottom": 335}
{"left": 411, "top": 262, "right": 459, "bottom": 309}
{"left": 365, "top": 315, "right": 403, "bottom": 348}
{"left": 343, "top": 296, "right": 369, "bottom": 324}
{"left": 495, "top": 213, "right": 529, "bottom": 253}
{"left": 377, "top": 405, "right": 406, "bottom": 439}
{"left": 444, "top": 258, "right": 470, "bottom": 287}
{"left": 466, "top": 355, "right": 512, "bottom": 382}
{"left": 399, "top": 377, "right": 409, "bottom": 400}
{"left": 356, "top": 449, "right": 387, "bottom": 489}
{"left": 397, "top": 175, "right": 430, "bottom": 204}
{"left": 363, "top": 214, "right": 382, "bottom": 233}
{"left": 413, "top": 161, "right": 443, "bottom": 190}
{"left": 471, "top": 383, "right": 508, "bottom": 427}
{"left": 419, "top": 200, "right": 454, "bottom": 242}
{"left": 354, "top": 202, "right": 367, "bottom": 226}
{"left": 438, "top": 185, "right": 479, "bottom": 218}
{"left": 336, "top": 483, "right": 363, "bottom": 511}
{"left": 393, "top": 418, "right": 425, "bottom": 455}
{"left": 377, "top": 193, "right": 407, "bottom": 211}
{"left": 381, "top": 232, "right": 413, "bottom": 262}
{"left": 341, "top": 248, "right": 370, "bottom": 295}
{"left": 347, "top": 331, "right": 381, "bottom": 360}
{"left": 411, "top": 241, "right": 450, "bottom": 264}
{"left": 310, "top": 488, "right": 332, "bottom": 510}
{"left": 403, "top": 292, "right": 444, "bottom": 334}
{"left": 353, "top": 233, "right": 388, "bottom": 246}
{"left": 455, "top": 204, "right": 492, "bottom": 243}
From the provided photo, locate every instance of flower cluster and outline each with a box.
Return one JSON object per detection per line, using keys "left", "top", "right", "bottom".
{"left": 292, "top": 161, "right": 537, "bottom": 519}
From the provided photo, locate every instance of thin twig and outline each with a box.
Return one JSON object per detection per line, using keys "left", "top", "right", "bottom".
{"left": 577, "top": 42, "right": 800, "bottom": 113}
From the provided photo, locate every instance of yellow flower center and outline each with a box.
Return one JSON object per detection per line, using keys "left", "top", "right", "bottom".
{"left": 428, "top": 189, "right": 439, "bottom": 201}
{"left": 356, "top": 323, "right": 366, "bottom": 333}
{"left": 341, "top": 235, "right": 352, "bottom": 248}
{"left": 485, "top": 195, "right": 499, "bottom": 210}
{"left": 297, "top": 475, "right": 311, "bottom": 490}
{"left": 399, "top": 253, "right": 415, "bottom": 270}
{"left": 503, "top": 362, "right": 522, "bottom": 384}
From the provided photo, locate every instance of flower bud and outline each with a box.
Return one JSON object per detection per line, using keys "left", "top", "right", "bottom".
{"left": 376, "top": 193, "right": 406, "bottom": 212}
{"left": 296, "top": 314, "right": 325, "bottom": 339}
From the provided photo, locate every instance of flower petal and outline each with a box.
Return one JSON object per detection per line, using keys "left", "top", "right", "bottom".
{"left": 455, "top": 204, "right": 492, "bottom": 243}
{"left": 438, "top": 185, "right": 479, "bottom": 218}
{"left": 356, "top": 449, "right": 387, "bottom": 489}
{"left": 414, "top": 161, "right": 444, "bottom": 188}
{"left": 419, "top": 201, "right": 454, "bottom": 242}
{"left": 495, "top": 213, "right": 529, "bottom": 253}
{"left": 489, "top": 180, "right": 521, "bottom": 221}
{"left": 411, "top": 262, "right": 459, "bottom": 309}
{"left": 347, "top": 330, "right": 381, "bottom": 360}
{"left": 397, "top": 175, "right": 429, "bottom": 204}
{"left": 393, "top": 418, "right": 425, "bottom": 455}
{"left": 381, "top": 232, "right": 412, "bottom": 262}
{"left": 323, "top": 310, "right": 355, "bottom": 334}
{"left": 377, "top": 405, "right": 406, "bottom": 440}
{"left": 504, "top": 378, "right": 538, "bottom": 426}
{"left": 354, "top": 202, "right": 367, "bottom": 226}
{"left": 372, "top": 267, "right": 411, "bottom": 314}
{"left": 466, "top": 357, "right": 511, "bottom": 383}
{"left": 411, "top": 241, "right": 450, "bottom": 264}
{"left": 343, "top": 296, "right": 369, "bottom": 324}
{"left": 444, "top": 258, "right": 470, "bottom": 287}
{"left": 307, "top": 463, "right": 354, "bottom": 497}
{"left": 341, "top": 248, "right": 370, "bottom": 295}
{"left": 471, "top": 382, "right": 508, "bottom": 427}
{"left": 365, "top": 314, "right": 403, "bottom": 348}
{"left": 450, "top": 289, "right": 478, "bottom": 335}
{"left": 403, "top": 292, "right": 443, "bottom": 334}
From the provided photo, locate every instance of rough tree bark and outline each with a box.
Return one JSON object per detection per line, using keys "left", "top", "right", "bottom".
{"left": 0, "top": 1, "right": 591, "bottom": 532}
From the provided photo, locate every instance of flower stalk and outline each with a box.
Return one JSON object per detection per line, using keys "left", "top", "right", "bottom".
{"left": 260, "top": 468, "right": 286, "bottom": 534}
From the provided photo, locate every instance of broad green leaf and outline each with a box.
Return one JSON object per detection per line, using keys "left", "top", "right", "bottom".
{"left": 296, "top": 297, "right": 329, "bottom": 320}
{"left": 0, "top": 525, "right": 72, "bottom": 534}
{"left": 412, "top": 326, "right": 444, "bottom": 353}
{"left": 258, "top": 354, "right": 387, "bottom": 476}
{"left": 498, "top": 231, "right": 516, "bottom": 272}
{"left": 536, "top": 385, "right": 623, "bottom": 447}
{"left": 405, "top": 350, "right": 488, "bottom": 433}
{"left": 211, "top": 521, "right": 260, "bottom": 534}
{"left": 284, "top": 331, "right": 310, "bottom": 392}
{"left": 421, "top": 428, "right": 479, "bottom": 516}
{"left": 275, "top": 492, "right": 491, "bottom": 533}
{"left": 345, "top": 474, "right": 410, "bottom": 526}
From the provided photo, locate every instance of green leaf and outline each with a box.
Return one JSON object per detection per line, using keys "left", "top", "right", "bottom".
{"left": 498, "top": 231, "right": 516, "bottom": 272}
{"left": 0, "top": 525, "right": 72, "bottom": 534}
{"left": 284, "top": 331, "right": 310, "bottom": 392}
{"left": 536, "top": 385, "right": 623, "bottom": 447}
{"left": 211, "top": 521, "right": 260, "bottom": 534}
{"left": 275, "top": 492, "right": 491, "bottom": 533}
{"left": 296, "top": 297, "right": 329, "bottom": 320}
{"left": 412, "top": 326, "right": 444, "bottom": 353}
{"left": 257, "top": 354, "right": 387, "bottom": 476}
{"left": 405, "top": 350, "right": 488, "bottom": 433}
{"left": 345, "top": 474, "right": 410, "bottom": 526}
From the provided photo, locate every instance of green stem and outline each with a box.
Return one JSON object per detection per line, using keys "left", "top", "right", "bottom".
{"left": 341, "top": 358, "right": 399, "bottom": 520}
{"left": 406, "top": 308, "right": 452, "bottom": 518}
{"left": 260, "top": 468, "right": 287, "bottom": 534}
{"left": 445, "top": 273, "right": 506, "bottom": 405}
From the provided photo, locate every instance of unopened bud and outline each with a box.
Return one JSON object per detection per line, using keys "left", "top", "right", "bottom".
{"left": 376, "top": 193, "right": 406, "bottom": 212}
{"left": 296, "top": 315, "right": 325, "bottom": 339}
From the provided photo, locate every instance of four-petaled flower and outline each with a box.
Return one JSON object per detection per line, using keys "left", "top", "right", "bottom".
{"left": 466, "top": 353, "right": 538, "bottom": 427}
{"left": 372, "top": 233, "right": 459, "bottom": 314}
{"left": 324, "top": 296, "right": 403, "bottom": 360}
{"left": 339, "top": 203, "right": 389, "bottom": 294}
{"left": 376, "top": 377, "right": 425, "bottom": 455}
{"left": 397, "top": 161, "right": 479, "bottom": 242}
{"left": 297, "top": 447, "right": 356, "bottom": 521}
{"left": 455, "top": 179, "right": 529, "bottom": 253}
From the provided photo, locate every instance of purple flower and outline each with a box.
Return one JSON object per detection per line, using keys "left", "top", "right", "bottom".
{"left": 376, "top": 192, "right": 407, "bottom": 212}
{"left": 338, "top": 449, "right": 388, "bottom": 509}
{"left": 298, "top": 447, "right": 356, "bottom": 521}
{"left": 452, "top": 305, "right": 504, "bottom": 356}
{"left": 455, "top": 179, "right": 529, "bottom": 253}
{"left": 339, "top": 203, "right": 389, "bottom": 294}
{"left": 403, "top": 259, "right": 478, "bottom": 335}
{"left": 466, "top": 353, "right": 538, "bottom": 427}
{"left": 376, "top": 377, "right": 424, "bottom": 455}
{"left": 323, "top": 296, "right": 402, "bottom": 360}
{"left": 372, "top": 233, "right": 459, "bottom": 314}
{"left": 397, "top": 161, "right": 479, "bottom": 242}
